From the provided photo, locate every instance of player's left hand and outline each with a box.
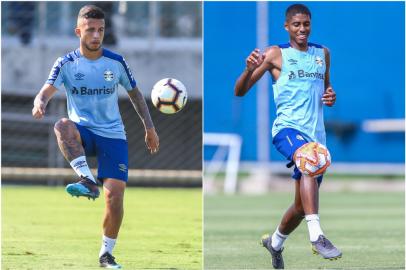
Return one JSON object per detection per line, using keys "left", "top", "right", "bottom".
{"left": 322, "top": 87, "right": 336, "bottom": 107}
{"left": 145, "top": 128, "right": 159, "bottom": 154}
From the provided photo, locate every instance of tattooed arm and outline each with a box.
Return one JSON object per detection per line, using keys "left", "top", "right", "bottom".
{"left": 127, "top": 87, "right": 159, "bottom": 154}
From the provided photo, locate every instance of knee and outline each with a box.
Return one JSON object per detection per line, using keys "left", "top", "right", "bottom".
{"left": 54, "top": 118, "right": 75, "bottom": 135}
{"left": 105, "top": 191, "right": 124, "bottom": 212}
{"left": 294, "top": 202, "right": 305, "bottom": 217}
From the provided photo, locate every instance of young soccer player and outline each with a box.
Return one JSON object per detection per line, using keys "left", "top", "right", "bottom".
{"left": 32, "top": 5, "right": 159, "bottom": 269}
{"left": 234, "top": 4, "right": 341, "bottom": 269}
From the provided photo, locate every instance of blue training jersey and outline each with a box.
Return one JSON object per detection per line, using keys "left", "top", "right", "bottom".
{"left": 46, "top": 48, "right": 136, "bottom": 140}
{"left": 272, "top": 42, "right": 327, "bottom": 145}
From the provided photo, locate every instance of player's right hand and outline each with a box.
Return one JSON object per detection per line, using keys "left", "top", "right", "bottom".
{"left": 32, "top": 102, "right": 46, "bottom": 119}
{"left": 246, "top": 48, "right": 265, "bottom": 72}
{"left": 145, "top": 128, "right": 159, "bottom": 154}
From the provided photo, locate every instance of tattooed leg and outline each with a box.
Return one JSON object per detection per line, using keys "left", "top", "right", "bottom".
{"left": 54, "top": 118, "right": 84, "bottom": 162}
{"left": 54, "top": 118, "right": 97, "bottom": 183}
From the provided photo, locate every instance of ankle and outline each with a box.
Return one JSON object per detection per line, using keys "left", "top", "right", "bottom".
{"left": 305, "top": 214, "right": 324, "bottom": 242}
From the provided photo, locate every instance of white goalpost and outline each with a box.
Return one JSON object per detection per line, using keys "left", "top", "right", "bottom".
{"left": 204, "top": 133, "right": 242, "bottom": 194}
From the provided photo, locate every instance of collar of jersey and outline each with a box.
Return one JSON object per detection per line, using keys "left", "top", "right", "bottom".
{"left": 75, "top": 48, "right": 105, "bottom": 62}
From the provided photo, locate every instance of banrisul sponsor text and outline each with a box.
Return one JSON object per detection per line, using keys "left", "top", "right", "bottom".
{"left": 288, "top": 70, "right": 324, "bottom": 80}
{"left": 71, "top": 86, "right": 116, "bottom": 95}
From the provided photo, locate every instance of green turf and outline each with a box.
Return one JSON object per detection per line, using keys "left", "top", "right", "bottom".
{"left": 208, "top": 172, "right": 405, "bottom": 182}
{"left": 204, "top": 192, "right": 405, "bottom": 270}
{"left": 2, "top": 186, "right": 202, "bottom": 270}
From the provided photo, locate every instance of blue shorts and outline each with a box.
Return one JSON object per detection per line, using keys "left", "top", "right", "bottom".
{"left": 76, "top": 124, "right": 128, "bottom": 182}
{"left": 273, "top": 128, "right": 323, "bottom": 185}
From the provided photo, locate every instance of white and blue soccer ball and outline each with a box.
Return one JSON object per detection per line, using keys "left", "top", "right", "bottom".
{"left": 151, "top": 78, "right": 187, "bottom": 114}
{"left": 293, "top": 142, "right": 331, "bottom": 177}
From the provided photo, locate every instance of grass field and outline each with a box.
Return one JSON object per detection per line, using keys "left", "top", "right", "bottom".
{"left": 2, "top": 186, "right": 202, "bottom": 270}
{"left": 204, "top": 191, "right": 405, "bottom": 270}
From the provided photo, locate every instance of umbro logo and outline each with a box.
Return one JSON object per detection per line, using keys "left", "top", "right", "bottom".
{"left": 118, "top": 164, "right": 127, "bottom": 173}
{"left": 296, "top": 135, "right": 305, "bottom": 141}
{"left": 73, "top": 160, "right": 86, "bottom": 168}
{"left": 288, "top": 59, "right": 298, "bottom": 65}
{"left": 315, "top": 56, "right": 324, "bottom": 67}
{"left": 74, "top": 73, "right": 85, "bottom": 80}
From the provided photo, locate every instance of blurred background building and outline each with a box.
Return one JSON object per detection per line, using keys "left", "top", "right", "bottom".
{"left": 204, "top": 1, "right": 405, "bottom": 193}
{"left": 2, "top": 1, "right": 202, "bottom": 186}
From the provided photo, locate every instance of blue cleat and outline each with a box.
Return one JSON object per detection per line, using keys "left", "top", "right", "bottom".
{"left": 99, "top": 252, "right": 122, "bottom": 269}
{"left": 311, "top": 235, "right": 342, "bottom": 260}
{"left": 66, "top": 176, "right": 100, "bottom": 200}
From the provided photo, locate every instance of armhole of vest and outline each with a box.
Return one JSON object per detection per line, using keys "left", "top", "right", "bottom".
{"left": 275, "top": 47, "right": 284, "bottom": 84}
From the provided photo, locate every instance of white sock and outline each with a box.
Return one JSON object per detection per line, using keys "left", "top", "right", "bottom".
{"left": 271, "top": 227, "right": 288, "bottom": 251}
{"left": 305, "top": 214, "right": 324, "bottom": 242}
{"left": 99, "top": 235, "right": 117, "bottom": 257}
{"left": 69, "top": 156, "right": 96, "bottom": 183}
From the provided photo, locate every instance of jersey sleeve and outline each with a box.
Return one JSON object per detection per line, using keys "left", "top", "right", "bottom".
{"left": 118, "top": 57, "right": 137, "bottom": 91}
{"left": 45, "top": 57, "right": 65, "bottom": 90}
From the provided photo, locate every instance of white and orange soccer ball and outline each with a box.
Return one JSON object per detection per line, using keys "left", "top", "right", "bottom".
{"left": 151, "top": 78, "right": 187, "bottom": 114}
{"left": 293, "top": 142, "right": 331, "bottom": 177}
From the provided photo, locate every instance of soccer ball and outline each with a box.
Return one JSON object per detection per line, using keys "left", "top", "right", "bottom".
{"left": 293, "top": 142, "right": 331, "bottom": 177}
{"left": 151, "top": 78, "right": 187, "bottom": 114}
